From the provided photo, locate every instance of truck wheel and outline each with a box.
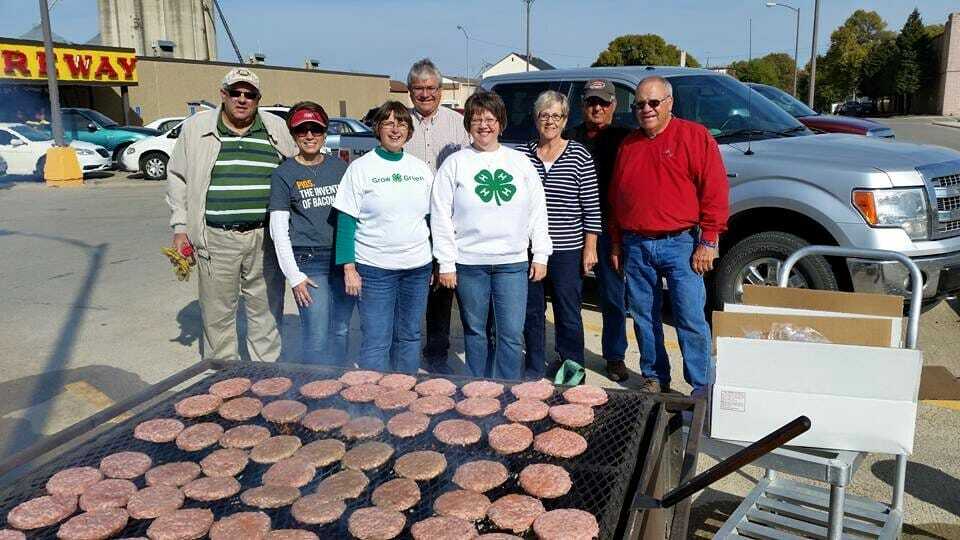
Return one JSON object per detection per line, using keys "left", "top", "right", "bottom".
{"left": 112, "top": 143, "right": 131, "bottom": 165}
{"left": 713, "top": 231, "right": 838, "bottom": 310}
{"left": 141, "top": 152, "right": 169, "bottom": 180}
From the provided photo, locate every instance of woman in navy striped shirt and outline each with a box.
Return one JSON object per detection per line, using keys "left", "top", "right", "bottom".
{"left": 519, "top": 90, "right": 602, "bottom": 379}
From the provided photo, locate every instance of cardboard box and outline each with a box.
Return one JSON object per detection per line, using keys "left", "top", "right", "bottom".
{"left": 723, "top": 304, "right": 903, "bottom": 347}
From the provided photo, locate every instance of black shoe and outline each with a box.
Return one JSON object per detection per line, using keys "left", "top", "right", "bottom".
{"left": 637, "top": 376, "right": 663, "bottom": 394}
{"left": 423, "top": 358, "right": 453, "bottom": 375}
{"left": 606, "top": 360, "right": 629, "bottom": 382}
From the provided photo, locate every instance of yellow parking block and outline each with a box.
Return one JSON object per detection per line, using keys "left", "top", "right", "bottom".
{"left": 65, "top": 381, "right": 133, "bottom": 423}
{"left": 921, "top": 400, "right": 960, "bottom": 411}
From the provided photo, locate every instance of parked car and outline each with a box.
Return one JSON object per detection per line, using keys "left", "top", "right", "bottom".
{"left": 748, "top": 83, "right": 894, "bottom": 139}
{"left": 836, "top": 100, "right": 875, "bottom": 117}
{"left": 143, "top": 116, "right": 185, "bottom": 133}
{"left": 0, "top": 123, "right": 112, "bottom": 176}
{"left": 60, "top": 108, "right": 160, "bottom": 165}
{"left": 482, "top": 67, "right": 960, "bottom": 310}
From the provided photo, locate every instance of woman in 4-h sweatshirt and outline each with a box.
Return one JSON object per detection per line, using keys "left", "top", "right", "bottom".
{"left": 431, "top": 91, "right": 553, "bottom": 380}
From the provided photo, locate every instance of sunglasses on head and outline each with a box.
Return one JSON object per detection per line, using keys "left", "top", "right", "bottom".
{"left": 293, "top": 123, "right": 326, "bottom": 136}
{"left": 631, "top": 97, "right": 670, "bottom": 111}
{"left": 226, "top": 89, "right": 261, "bottom": 100}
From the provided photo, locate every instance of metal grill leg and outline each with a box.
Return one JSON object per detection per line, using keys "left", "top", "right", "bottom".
{"left": 828, "top": 484, "right": 845, "bottom": 540}
{"left": 892, "top": 454, "right": 906, "bottom": 512}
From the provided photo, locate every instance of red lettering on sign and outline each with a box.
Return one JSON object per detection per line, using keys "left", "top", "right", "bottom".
{"left": 116, "top": 57, "right": 136, "bottom": 80}
{"left": 2, "top": 50, "right": 30, "bottom": 77}
{"left": 35, "top": 51, "right": 60, "bottom": 77}
{"left": 93, "top": 56, "right": 118, "bottom": 80}
{"left": 63, "top": 53, "right": 93, "bottom": 78}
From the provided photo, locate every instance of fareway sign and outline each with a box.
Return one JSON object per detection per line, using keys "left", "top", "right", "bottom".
{"left": 0, "top": 39, "right": 138, "bottom": 85}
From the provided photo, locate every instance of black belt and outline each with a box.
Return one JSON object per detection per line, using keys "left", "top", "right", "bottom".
{"left": 206, "top": 221, "right": 265, "bottom": 232}
{"left": 629, "top": 228, "right": 693, "bottom": 240}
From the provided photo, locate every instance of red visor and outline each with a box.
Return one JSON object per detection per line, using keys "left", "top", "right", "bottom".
{"left": 289, "top": 108, "right": 329, "bottom": 129}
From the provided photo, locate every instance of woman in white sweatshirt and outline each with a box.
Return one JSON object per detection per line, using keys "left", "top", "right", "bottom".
{"left": 431, "top": 91, "right": 553, "bottom": 380}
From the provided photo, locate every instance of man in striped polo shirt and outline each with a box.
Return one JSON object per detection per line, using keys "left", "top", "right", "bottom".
{"left": 168, "top": 67, "right": 296, "bottom": 362}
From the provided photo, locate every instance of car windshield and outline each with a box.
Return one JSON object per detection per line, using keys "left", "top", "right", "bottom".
{"left": 81, "top": 109, "right": 119, "bottom": 128}
{"left": 668, "top": 75, "right": 808, "bottom": 143}
{"left": 10, "top": 124, "right": 52, "bottom": 141}
{"left": 750, "top": 84, "right": 818, "bottom": 118}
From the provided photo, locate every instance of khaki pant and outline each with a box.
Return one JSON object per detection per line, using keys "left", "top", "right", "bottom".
{"left": 197, "top": 226, "right": 285, "bottom": 362}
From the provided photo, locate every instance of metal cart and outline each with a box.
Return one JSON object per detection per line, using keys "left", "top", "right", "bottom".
{"left": 709, "top": 246, "right": 921, "bottom": 540}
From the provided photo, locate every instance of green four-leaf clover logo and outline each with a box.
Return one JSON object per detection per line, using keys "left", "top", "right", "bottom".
{"left": 474, "top": 169, "right": 516, "bottom": 206}
{"left": 391, "top": 173, "right": 402, "bottom": 182}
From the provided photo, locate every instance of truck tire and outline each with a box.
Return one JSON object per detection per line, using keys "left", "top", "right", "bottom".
{"left": 112, "top": 143, "right": 131, "bottom": 165}
{"left": 713, "top": 231, "right": 838, "bottom": 310}
{"left": 141, "top": 152, "right": 169, "bottom": 180}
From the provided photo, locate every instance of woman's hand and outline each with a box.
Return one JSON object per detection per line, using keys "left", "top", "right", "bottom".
{"left": 582, "top": 246, "right": 598, "bottom": 275}
{"left": 292, "top": 278, "right": 317, "bottom": 307}
{"left": 439, "top": 272, "right": 457, "bottom": 289}
{"left": 529, "top": 262, "right": 547, "bottom": 282}
{"left": 344, "top": 264, "right": 362, "bottom": 297}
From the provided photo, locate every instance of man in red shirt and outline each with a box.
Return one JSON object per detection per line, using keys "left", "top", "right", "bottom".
{"left": 609, "top": 75, "right": 729, "bottom": 393}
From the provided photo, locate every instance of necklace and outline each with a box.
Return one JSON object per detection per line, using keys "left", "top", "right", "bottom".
{"left": 296, "top": 154, "right": 325, "bottom": 172}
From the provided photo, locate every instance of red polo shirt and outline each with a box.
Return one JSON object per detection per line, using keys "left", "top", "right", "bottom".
{"left": 608, "top": 117, "right": 729, "bottom": 244}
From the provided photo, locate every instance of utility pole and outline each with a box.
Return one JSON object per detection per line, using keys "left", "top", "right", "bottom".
{"left": 765, "top": 2, "right": 801, "bottom": 97}
{"left": 39, "top": 0, "right": 64, "bottom": 146}
{"left": 523, "top": 0, "right": 535, "bottom": 71}
{"left": 808, "top": 0, "right": 821, "bottom": 107}
{"left": 457, "top": 25, "right": 470, "bottom": 82}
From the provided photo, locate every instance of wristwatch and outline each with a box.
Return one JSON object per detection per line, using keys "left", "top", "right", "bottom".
{"left": 698, "top": 239, "right": 719, "bottom": 249}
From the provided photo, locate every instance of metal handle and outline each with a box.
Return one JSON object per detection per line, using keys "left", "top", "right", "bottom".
{"left": 778, "top": 246, "right": 922, "bottom": 350}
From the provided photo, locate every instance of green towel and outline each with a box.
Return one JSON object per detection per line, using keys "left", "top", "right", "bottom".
{"left": 553, "top": 359, "right": 585, "bottom": 386}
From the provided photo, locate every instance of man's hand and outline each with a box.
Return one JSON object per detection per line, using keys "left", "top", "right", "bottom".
{"left": 529, "top": 262, "right": 547, "bottom": 282}
{"left": 292, "top": 278, "right": 317, "bottom": 307}
{"left": 692, "top": 244, "right": 719, "bottom": 274}
{"left": 344, "top": 264, "right": 362, "bottom": 297}
{"left": 439, "top": 272, "right": 457, "bottom": 289}
{"left": 610, "top": 243, "right": 623, "bottom": 275}
{"left": 172, "top": 232, "right": 190, "bottom": 253}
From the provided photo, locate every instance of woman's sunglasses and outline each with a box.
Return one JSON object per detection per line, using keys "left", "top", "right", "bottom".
{"left": 293, "top": 124, "right": 326, "bottom": 136}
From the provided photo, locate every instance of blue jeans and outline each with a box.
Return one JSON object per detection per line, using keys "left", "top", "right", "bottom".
{"left": 456, "top": 262, "right": 528, "bottom": 380}
{"left": 596, "top": 232, "right": 628, "bottom": 362}
{"left": 356, "top": 262, "right": 431, "bottom": 373}
{"left": 523, "top": 249, "right": 584, "bottom": 379}
{"left": 622, "top": 230, "right": 712, "bottom": 390}
{"left": 293, "top": 247, "right": 355, "bottom": 365}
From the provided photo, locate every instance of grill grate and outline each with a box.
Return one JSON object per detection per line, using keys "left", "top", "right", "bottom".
{"left": 937, "top": 195, "right": 960, "bottom": 212}
{"left": 0, "top": 363, "right": 658, "bottom": 540}
{"left": 937, "top": 220, "right": 960, "bottom": 233}
{"left": 933, "top": 173, "right": 960, "bottom": 188}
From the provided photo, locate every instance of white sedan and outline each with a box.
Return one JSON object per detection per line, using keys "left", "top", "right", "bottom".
{"left": 0, "top": 123, "right": 112, "bottom": 177}
{"left": 143, "top": 116, "right": 185, "bottom": 132}
{"left": 121, "top": 122, "right": 180, "bottom": 180}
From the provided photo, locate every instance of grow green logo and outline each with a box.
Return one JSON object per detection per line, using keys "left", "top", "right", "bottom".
{"left": 474, "top": 169, "right": 516, "bottom": 206}
{"left": 392, "top": 173, "right": 402, "bottom": 182}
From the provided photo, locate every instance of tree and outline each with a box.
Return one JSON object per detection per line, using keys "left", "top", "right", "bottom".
{"left": 859, "top": 35, "right": 899, "bottom": 110}
{"left": 730, "top": 53, "right": 797, "bottom": 92}
{"left": 593, "top": 34, "right": 700, "bottom": 68}
{"left": 818, "top": 10, "right": 888, "bottom": 102}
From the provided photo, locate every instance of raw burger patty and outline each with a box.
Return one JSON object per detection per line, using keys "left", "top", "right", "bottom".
{"left": 414, "top": 378, "right": 456, "bottom": 397}
{"left": 0, "top": 530, "right": 25, "bottom": 540}
{"left": 340, "top": 383, "right": 383, "bottom": 403}
{"left": 533, "top": 509, "right": 599, "bottom": 540}
{"left": 46, "top": 467, "right": 103, "bottom": 497}
{"left": 393, "top": 451, "right": 446, "bottom": 481}
{"left": 488, "top": 423, "right": 534, "bottom": 454}
{"left": 386, "top": 411, "right": 430, "bottom": 438}
{"left": 126, "top": 486, "right": 184, "bottom": 520}
{"left": 504, "top": 399, "right": 550, "bottom": 423}
{"left": 57, "top": 508, "right": 128, "bottom": 540}
{"left": 251, "top": 377, "right": 293, "bottom": 397}
{"left": 301, "top": 408, "right": 350, "bottom": 432}
{"left": 262, "top": 457, "right": 316, "bottom": 487}
{"left": 200, "top": 448, "right": 249, "bottom": 477}
{"left": 261, "top": 400, "right": 308, "bottom": 423}
{"left": 182, "top": 477, "right": 240, "bottom": 501}
{"left": 433, "top": 490, "right": 490, "bottom": 522}
{"left": 455, "top": 397, "right": 501, "bottom": 417}
{"left": 410, "top": 516, "right": 477, "bottom": 540}
{"left": 290, "top": 495, "right": 345, "bottom": 525}
{"left": 562, "top": 385, "right": 608, "bottom": 407}
{"left": 250, "top": 435, "right": 302, "bottom": 463}
{"left": 452, "top": 460, "right": 508, "bottom": 493}
{"left": 241, "top": 485, "right": 301, "bottom": 509}
{"left": 371, "top": 478, "right": 420, "bottom": 511}
{"left": 145, "top": 463, "right": 201, "bottom": 487}
{"left": 377, "top": 373, "right": 417, "bottom": 391}
{"left": 548, "top": 403, "right": 594, "bottom": 428}
{"left": 174, "top": 394, "right": 222, "bottom": 418}
{"left": 347, "top": 507, "right": 405, "bottom": 540}
{"left": 477, "top": 535, "right": 522, "bottom": 540}
{"left": 220, "top": 425, "right": 272, "bottom": 449}
{"left": 433, "top": 419, "right": 481, "bottom": 446}
{"left": 510, "top": 380, "right": 554, "bottom": 401}
{"left": 266, "top": 530, "right": 318, "bottom": 540}
{"left": 218, "top": 397, "right": 263, "bottom": 421}
{"left": 208, "top": 377, "right": 251, "bottom": 399}
{"left": 7, "top": 494, "right": 77, "bottom": 530}
{"left": 175, "top": 422, "right": 224, "bottom": 451}
{"left": 208, "top": 511, "right": 270, "bottom": 540}
{"left": 519, "top": 464, "right": 571, "bottom": 499}
{"left": 409, "top": 395, "right": 455, "bottom": 415}
{"left": 298, "top": 380, "right": 343, "bottom": 399}
{"left": 342, "top": 441, "right": 394, "bottom": 471}
{"left": 79, "top": 479, "right": 137, "bottom": 511}
{"left": 462, "top": 380, "right": 504, "bottom": 398}
{"left": 146, "top": 508, "right": 214, "bottom": 540}
{"left": 294, "top": 439, "right": 346, "bottom": 467}
{"left": 487, "top": 494, "right": 546, "bottom": 534}
{"left": 133, "top": 419, "right": 184, "bottom": 443}
{"left": 339, "top": 370, "right": 383, "bottom": 386}
{"left": 374, "top": 390, "right": 418, "bottom": 411}
{"left": 312, "top": 470, "right": 369, "bottom": 503}
{"left": 99, "top": 451, "right": 152, "bottom": 479}
{"left": 340, "top": 416, "right": 384, "bottom": 439}
{"left": 534, "top": 428, "right": 588, "bottom": 458}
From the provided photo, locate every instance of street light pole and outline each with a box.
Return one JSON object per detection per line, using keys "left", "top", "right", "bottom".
{"left": 523, "top": 0, "right": 535, "bottom": 71}
{"left": 457, "top": 25, "right": 470, "bottom": 82}
{"left": 809, "top": 0, "right": 820, "bottom": 107}
{"left": 38, "top": 0, "right": 64, "bottom": 146}
{"left": 765, "top": 2, "right": 801, "bottom": 97}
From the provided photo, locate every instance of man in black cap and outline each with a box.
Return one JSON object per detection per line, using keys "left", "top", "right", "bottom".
{"left": 564, "top": 79, "right": 633, "bottom": 382}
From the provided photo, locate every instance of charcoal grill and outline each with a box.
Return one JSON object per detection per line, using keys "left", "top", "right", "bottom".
{"left": 0, "top": 361, "right": 799, "bottom": 539}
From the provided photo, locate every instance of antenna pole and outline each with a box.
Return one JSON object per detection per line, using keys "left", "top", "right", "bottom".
{"left": 745, "top": 18, "right": 754, "bottom": 156}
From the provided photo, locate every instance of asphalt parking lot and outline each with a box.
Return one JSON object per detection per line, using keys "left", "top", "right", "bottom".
{"left": 0, "top": 116, "right": 958, "bottom": 538}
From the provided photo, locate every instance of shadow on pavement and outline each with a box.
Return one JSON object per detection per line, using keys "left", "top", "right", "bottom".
{"left": 170, "top": 300, "right": 202, "bottom": 348}
{"left": 685, "top": 487, "right": 742, "bottom": 538}
{"left": 872, "top": 459, "right": 960, "bottom": 517}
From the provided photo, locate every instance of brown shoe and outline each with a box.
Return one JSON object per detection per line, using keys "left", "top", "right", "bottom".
{"left": 606, "top": 361, "right": 629, "bottom": 382}
{"left": 637, "top": 377, "right": 662, "bottom": 394}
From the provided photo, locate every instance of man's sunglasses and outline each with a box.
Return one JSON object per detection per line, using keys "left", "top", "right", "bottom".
{"left": 630, "top": 97, "right": 670, "bottom": 111}
{"left": 293, "top": 124, "right": 326, "bottom": 136}
{"left": 583, "top": 97, "right": 613, "bottom": 108}
{"left": 226, "top": 89, "right": 261, "bottom": 100}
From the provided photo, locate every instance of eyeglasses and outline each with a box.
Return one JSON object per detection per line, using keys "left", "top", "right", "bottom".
{"left": 226, "top": 89, "right": 261, "bottom": 100}
{"left": 410, "top": 86, "right": 439, "bottom": 94}
{"left": 469, "top": 117, "right": 499, "bottom": 127}
{"left": 537, "top": 113, "right": 566, "bottom": 123}
{"left": 379, "top": 121, "right": 410, "bottom": 131}
{"left": 583, "top": 98, "right": 613, "bottom": 108}
{"left": 631, "top": 97, "right": 671, "bottom": 111}
{"left": 293, "top": 124, "right": 326, "bottom": 136}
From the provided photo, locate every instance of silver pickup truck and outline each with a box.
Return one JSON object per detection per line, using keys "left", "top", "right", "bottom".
{"left": 481, "top": 67, "right": 960, "bottom": 310}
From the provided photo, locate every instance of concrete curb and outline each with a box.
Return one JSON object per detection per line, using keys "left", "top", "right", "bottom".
{"left": 933, "top": 121, "right": 960, "bottom": 130}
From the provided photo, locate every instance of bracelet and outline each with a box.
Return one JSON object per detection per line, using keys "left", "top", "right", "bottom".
{"left": 698, "top": 239, "right": 718, "bottom": 249}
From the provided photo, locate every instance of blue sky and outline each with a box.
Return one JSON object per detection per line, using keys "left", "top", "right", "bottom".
{"left": 0, "top": 0, "right": 955, "bottom": 80}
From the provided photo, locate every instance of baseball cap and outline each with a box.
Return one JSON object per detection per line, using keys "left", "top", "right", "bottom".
{"left": 583, "top": 79, "right": 615, "bottom": 102}
{"left": 289, "top": 107, "right": 329, "bottom": 130}
{"left": 222, "top": 67, "right": 261, "bottom": 92}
